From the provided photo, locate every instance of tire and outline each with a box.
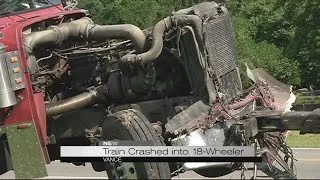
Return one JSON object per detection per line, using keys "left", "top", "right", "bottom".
{"left": 194, "top": 167, "right": 233, "bottom": 178}
{"left": 101, "top": 109, "right": 171, "bottom": 179}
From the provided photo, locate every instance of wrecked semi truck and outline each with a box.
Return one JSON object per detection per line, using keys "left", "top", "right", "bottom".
{"left": 0, "top": 0, "right": 320, "bottom": 179}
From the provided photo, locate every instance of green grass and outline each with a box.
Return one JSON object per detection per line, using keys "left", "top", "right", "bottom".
{"left": 294, "top": 94, "right": 320, "bottom": 105}
{"left": 287, "top": 131, "right": 320, "bottom": 148}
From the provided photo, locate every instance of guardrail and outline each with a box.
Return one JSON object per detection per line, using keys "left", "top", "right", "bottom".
{"left": 295, "top": 90, "right": 320, "bottom": 96}
{"left": 292, "top": 104, "right": 320, "bottom": 111}
{"left": 294, "top": 89, "right": 320, "bottom": 106}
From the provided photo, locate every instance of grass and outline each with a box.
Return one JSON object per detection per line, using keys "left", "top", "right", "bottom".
{"left": 287, "top": 131, "right": 320, "bottom": 148}
{"left": 294, "top": 94, "right": 320, "bottom": 105}
{"left": 288, "top": 93, "right": 320, "bottom": 148}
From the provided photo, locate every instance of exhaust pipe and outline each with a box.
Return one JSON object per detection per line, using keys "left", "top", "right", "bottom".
{"left": 24, "top": 17, "right": 146, "bottom": 73}
{"left": 24, "top": 17, "right": 146, "bottom": 53}
{"left": 46, "top": 90, "right": 97, "bottom": 117}
{"left": 85, "top": 24, "right": 146, "bottom": 53}
{"left": 45, "top": 85, "right": 108, "bottom": 117}
{"left": 24, "top": 18, "right": 147, "bottom": 116}
{"left": 120, "top": 15, "right": 203, "bottom": 64}
{"left": 24, "top": 18, "right": 93, "bottom": 54}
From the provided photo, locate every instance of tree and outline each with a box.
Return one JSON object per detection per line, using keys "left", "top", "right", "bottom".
{"left": 231, "top": 16, "right": 301, "bottom": 87}
{"left": 231, "top": 0, "right": 320, "bottom": 88}
{"left": 227, "top": 0, "right": 301, "bottom": 87}
{"left": 78, "top": 0, "right": 304, "bottom": 88}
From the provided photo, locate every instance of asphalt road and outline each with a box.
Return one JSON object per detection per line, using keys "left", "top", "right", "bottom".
{"left": 1, "top": 148, "right": 319, "bottom": 179}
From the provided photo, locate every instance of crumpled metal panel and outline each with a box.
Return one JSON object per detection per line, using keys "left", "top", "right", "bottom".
{"left": 165, "top": 100, "right": 210, "bottom": 134}
{"left": 246, "top": 67, "right": 296, "bottom": 112}
{"left": 171, "top": 125, "right": 226, "bottom": 147}
{"left": 171, "top": 124, "right": 232, "bottom": 170}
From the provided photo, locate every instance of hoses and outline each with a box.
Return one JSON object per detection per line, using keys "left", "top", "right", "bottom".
{"left": 24, "top": 17, "right": 146, "bottom": 68}
{"left": 86, "top": 24, "right": 146, "bottom": 53}
{"left": 120, "top": 15, "right": 203, "bottom": 64}
{"left": 25, "top": 17, "right": 146, "bottom": 52}
{"left": 41, "top": 14, "right": 206, "bottom": 116}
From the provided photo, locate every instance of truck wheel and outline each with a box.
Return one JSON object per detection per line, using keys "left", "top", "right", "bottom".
{"left": 101, "top": 109, "right": 171, "bottom": 179}
{"left": 194, "top": 167, "right": 233, "bottom": 178}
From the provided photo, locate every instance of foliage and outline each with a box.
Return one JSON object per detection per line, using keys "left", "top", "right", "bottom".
{"left": 231, "top": 15, "right": 301, "bottom": 87}
{"left": 77, "top": 0, "right": 319, "bottom": 89}
{"left": 228, "top": 0, "right": 320, "bottom": 88}
{"left": 78, "top": 0, "right": 203, "bottom": 28}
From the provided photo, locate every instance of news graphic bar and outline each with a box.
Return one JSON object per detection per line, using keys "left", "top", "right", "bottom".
{"left": 60, "top": 145, "right": 261, "bottom": 163}
{"left": 61, "top": 157, "right": 262, "bottom": 162}
{"left": 98, "top": 140, "right": 154, "bottom": 146}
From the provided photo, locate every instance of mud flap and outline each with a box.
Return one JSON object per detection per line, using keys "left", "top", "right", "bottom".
{"left": 5, "top": 122, "right": 47, "bottom": 179}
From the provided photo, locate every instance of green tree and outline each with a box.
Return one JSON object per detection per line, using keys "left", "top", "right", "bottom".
{"left": 78, "top": 0, "right": 304, "bottom": 88}
{"left": 78, "top": 0, "right": 203, "bottom": 28}
{"left": 285, "top": 0, "right": 320, "bottom": 88}
{"left": 231, "top": 0, "right": 320, "bottom": 88}
{"left": 227, "top": 0, "right": 301, "bottom": 87}
{"left": 231, "top": 16, "right": 301, "bottom": 87}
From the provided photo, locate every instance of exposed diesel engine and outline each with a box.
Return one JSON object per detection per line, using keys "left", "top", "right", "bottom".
{"left": 25, "top": 16, "right": 195, "bottom": 116}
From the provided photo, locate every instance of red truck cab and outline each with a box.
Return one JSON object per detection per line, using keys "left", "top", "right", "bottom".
{"left": 0, "top": 1, "right": 86, "bottom": 178}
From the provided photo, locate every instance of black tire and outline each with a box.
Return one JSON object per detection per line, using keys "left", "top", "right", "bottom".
{"left": 194, "top": 167, "right": 233, "bottom": 178}
{"left": 101, "top": 109, "right": 171, "bottom": 179}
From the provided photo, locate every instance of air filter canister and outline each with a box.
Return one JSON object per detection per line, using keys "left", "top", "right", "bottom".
{"left": 0, "top": 44, "right": 17, "bottom": 108}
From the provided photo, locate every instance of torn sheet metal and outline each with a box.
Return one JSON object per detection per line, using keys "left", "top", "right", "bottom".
{"left": 246, "top": 66, "right": 296, "bottom": 112}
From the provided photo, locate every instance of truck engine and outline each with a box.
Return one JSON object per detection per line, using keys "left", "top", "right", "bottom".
{"left": 1, "top": 0, "right": 320, "bottom": 179}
